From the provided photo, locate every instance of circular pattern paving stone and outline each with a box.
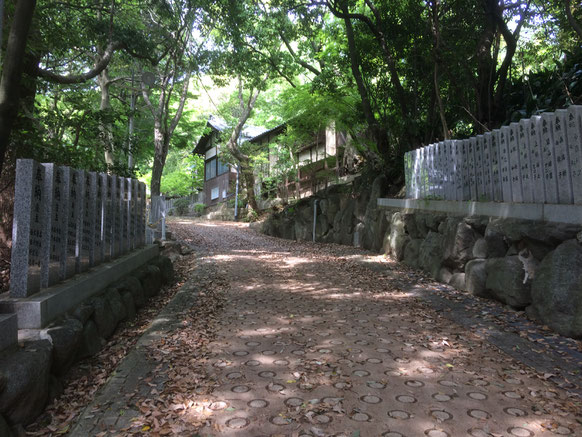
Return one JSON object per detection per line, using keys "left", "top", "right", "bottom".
{"left": 505, "top": 377, "right": 522, "bottom": 385}
{"left": 468, "top": 392, "right": 488, "bottom": 400}
{"left": 248, "top": 399, "right": 268, "bottom": 408}
{"left": 209, "top": 401, "right": 228, "bottom": 410}
{"left": 314, "top": 414, "right": 331, "bottom": 424}
{"left": 267, "top": 383, "right": 286, "bottom": 392}
{"left": 355, "top": 340, "right": 369, "bottom": 345}
{"left": 330, "top": 340, "right": 344, "bottom": 345}
{"left": 430, "top": 410, "right": 452, "bottom": 421}
{"left": 353, "top": 370, "right": 371, "bottom": 377}
{"left": 504, "top": 407, "right": 527, "bottom": 417}
{"left": 367, "top": 358, "right": 383, "bottom": 364}
{"left": 468, "top": 409, "right": 491, "bottom": 420}
{"left": 274, "top": 359, "right": 289, "bottom": 366}
{"left": 503, "top": 391, "right": 521, "bottom": 399}
{"left": 508, "top": 427, "right": 534, "bottom": 437}
{"left": 388, "top": 410, "right": 411, "bottom": 420}
{"left": 553, "top": 426, "right": 573, "bottom": 435}
{"left": 292, "top": 350, "right": 305, "bottom": 355}
{"left": 233, "top": 351, "right": 249, "bottom": 357}
{"left": 396, "top": 395, "right": 417, "bottom": 403}
{"left": 285, "top": 397, "right": 304, "bottom": 407}
{"left": 226, "top": 372, "right": 243, "bottom": 380}
{"left": 468, "top": 428, "right": 492, "bottom": 437}
{"left": 405, "top": 380, "right": 424, "bottom": 388}
{"left": 383, "top": 432, "right": 405, "bottom": 437}
{"left": 350, "top": 412, "right": 371, "bottom": 422}
{"left": 270, "top": 416, "right": 292, "bottom": 426}
{"left": 338, "top": 359, "right": 353, "bottom": 365}
{"left": 432, "top": 393, "right": 452, "bottom": 402}
{"left": 376, "top": 348, "right": 390, "bottom": 353}
{"left": 438, "top": 380, "right": 458, "bottom": 387}
{"left": 469, "top": 379, "right": 488, "bottom": 386}
{"left": 226, "top": 418, "right": 250, "bottom": 429}
{"left": 360, "top": 395, "right": 382, "bottom": 404}
{"left": 334, "top": 382, "right": 351, "bottom": 389}
{"left": 261, "top": 350, "right": 276, "bottom": 355}
{"left": 245, "top": 341, "right": 261, "bottom": 347}
{"left": 425, "top": 430, "right": 449, "bottom": 437}
{"left": 367, "top": 381, "right": 386, "bottom": 389}
{"left": 245, "top": 360, "right": 260, "bottom": 367}
{"left": 318, "top": 348, "right": 332, "bottom": 353}
{"left": 395, "top": 357, "right": 410, "bottom": 364}
{"left": 258, "top": 371, "right": 276, "bottom": 378}
{"left": 232, "top": 385, "right": 250, "bottom": 393}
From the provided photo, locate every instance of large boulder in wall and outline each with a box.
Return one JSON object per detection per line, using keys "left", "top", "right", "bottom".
{"left": 442, "top": 217, "right": 480, "bottom": 269}
{"left": 486, "top": 218, "right": 581, "bottom": 246}
{"left": 0, "top": 340, "right": 52, "bottom": 425}
{"left": 531, "top": 240, "right": 582, "bottom": 338}
{"left": 485, "top": 256, "right": 530, "bottom": 308}
{"left": 388, "top": 212, "right": 410, "bottom": 261}
{"left": 418, "top": 231, "right": 445, "bottom": 278}
{"left": 403, "top": 239, "right": 423, "bottom": 269}
{"left": 465, "top": 259, "right": 490, "bottom": 298}
{"left": 40, "top": 318, "right": 83, "bottom": 376}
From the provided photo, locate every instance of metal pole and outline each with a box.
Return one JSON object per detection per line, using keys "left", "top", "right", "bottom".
{"left": 234, "top": 164, "right": 240, "bottom": 220}
{"left": 313, "top": 199, "right": 319, "bottom": 242}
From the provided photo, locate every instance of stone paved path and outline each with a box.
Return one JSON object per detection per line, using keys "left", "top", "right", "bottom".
{"left": 70, "top": 220, "right": 581, "bottom": 436}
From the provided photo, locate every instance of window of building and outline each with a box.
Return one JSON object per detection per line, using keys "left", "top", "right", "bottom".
{"left": 205, "top": 158, "right": 216, "bottom": 180}
{"left": 217, "top": 159, "right": 229, "bottom": 176}
{"left": 211, "top": 187, "right": 219, "bottom": 200}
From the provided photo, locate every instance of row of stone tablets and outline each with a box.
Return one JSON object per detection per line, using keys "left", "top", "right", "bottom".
{"left": 10, "top": 159, "right": 147, "bottom": 298}
{"left": 404, "top": 105, "right": 582, "bottom": 204}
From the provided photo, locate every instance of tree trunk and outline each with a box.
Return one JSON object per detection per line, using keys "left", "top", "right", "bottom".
{"left": 0, "top": 0, "right": 36, "bottom": 178}
{"left": 98, "top": 68, "right": 115, "bottom": 169}
{"left": 150, "top": 122, "right": 167, "bottom": 197}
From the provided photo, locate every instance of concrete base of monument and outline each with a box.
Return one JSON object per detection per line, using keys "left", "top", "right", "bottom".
{"left": 376, "top": 198, "right": 582, "bottom": 225}
{"left": 0, "top": 244, "right": 159, "bottom": 330}
{"left": 0, "top": 314, "right": 17, "bottom": 350}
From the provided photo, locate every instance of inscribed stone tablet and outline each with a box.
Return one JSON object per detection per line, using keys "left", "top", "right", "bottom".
{"left": 140, "top": 182, "right": 147, "bottom": 246}
{"left": 460, "top": 140, "right": 471, "bottom": 201}
{"left": 404, "top": 152, "right": 412, "bottom": 199}
{"left": 426, "top": 145, "right": 434, "bottom": 197}
{"left": 412, "top": 149, "right": 420, "bottom": 198}
{"left": 81, "top": 172, "right": 96, "bottom": 270}
{"left": 52, "top": 166, "right": 70, "bottom": 282}
{"left": 473, "top": 136, "right": 485, "bottom": 200}
{"left": 67, "top": 169, "right": 83, "bottom": 276}
{"left": 453, "top": 140, "right": 464, "bottom": 201}
{"left": 40, "top": 163, "right": 56, "bottom": 288}
{"left": 93, "top": 174, "right": 103, "bottom": 266}
{"left": 528, "top": 115, "right": 545, "bottom": 203}
{"left": 499, "top": 127, "right": 512, "bottom": 202}
{"left": 443, "top": 140, "right": 454, "bottom": 200}
{"left": 540, "top": 113, "right": 559, "bottom": 204}
{"left": 553, "top": 110, "right": 573, "bottom": 204}
{"left": 566, "top": 105, "right": 582, "bottom": 204}
{"left": 114, "top": 176, "right": 123, "bottom": 256}
{"left": 9, "top": 160, "right": 43, "bottom": 297}
{"left": 508, "top": 123, "right": 523, "bottom": 202}
{"left": 110, "top": 175, "right": 118, "bottom": 257}
{"left": 479, "top": 135, "right": 493, "bottom": 201}
{"left": 123, "top": 178, "right": 130, "bottom": 252}
{"left": 468, "top": 137, "right": 478, "bottom": 200}
{"left": 419, "top": 147, "right": 427, "bottom": 198}
{"left": 489, "top": 131, "right": 503, "bottom": 201}
{"left": 102, "top": 174, "right": 112, "bottom": 261}
{"left": 518, "top": 120, "right": 534, "bottom": 203}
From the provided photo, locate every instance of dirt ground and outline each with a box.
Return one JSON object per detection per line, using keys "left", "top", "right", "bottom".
{"left": 27, "top": 217, "right": 582, "bottom": 436}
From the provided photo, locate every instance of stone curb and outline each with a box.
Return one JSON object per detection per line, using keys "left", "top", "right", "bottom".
{"left": 68, "top": 250, "right": 209, "bottom": 436}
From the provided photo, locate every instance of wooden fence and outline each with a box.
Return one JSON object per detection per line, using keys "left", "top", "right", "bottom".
{"left": 404, "top": 106, "right": 582, "bottom": 204}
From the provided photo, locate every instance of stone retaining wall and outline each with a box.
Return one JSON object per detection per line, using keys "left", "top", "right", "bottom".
{"left": 260, "top": 176, "right": 582, "bottom": 340}
{"left": 0, "top": 254, "right": 174, "bottom": 432}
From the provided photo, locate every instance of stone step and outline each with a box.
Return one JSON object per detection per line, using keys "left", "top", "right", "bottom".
{"left": 0, "top": 313, "right": 17, "bottom": 351}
